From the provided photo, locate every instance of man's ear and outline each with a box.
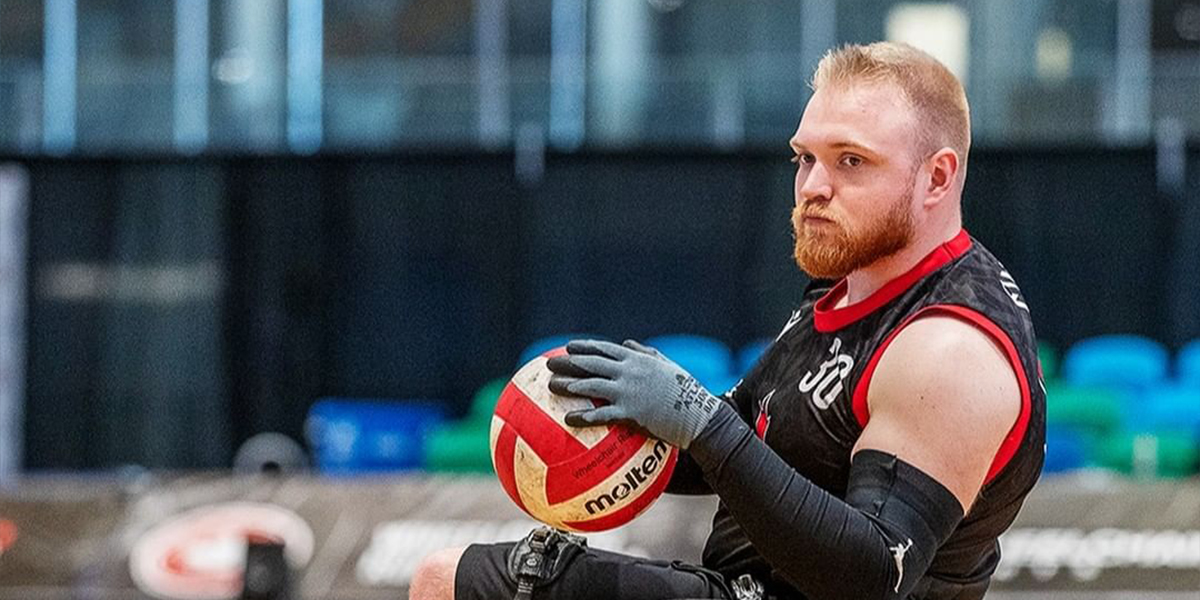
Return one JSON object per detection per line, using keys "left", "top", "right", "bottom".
{"left": 923, "top": 148, "right": 960, "bottom": 207}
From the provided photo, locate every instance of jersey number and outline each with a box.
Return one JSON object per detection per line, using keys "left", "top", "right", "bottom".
{"left": 799, "top": 337, "right": 854, "bottom": 409}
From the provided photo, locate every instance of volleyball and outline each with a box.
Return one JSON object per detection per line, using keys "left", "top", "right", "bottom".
{"left": 490, "top": 348, "right": 678, "bottom": 532}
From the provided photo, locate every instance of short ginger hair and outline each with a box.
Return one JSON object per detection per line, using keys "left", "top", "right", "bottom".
{"left": 812, "top": 42, "right": 971, "bottom": 168}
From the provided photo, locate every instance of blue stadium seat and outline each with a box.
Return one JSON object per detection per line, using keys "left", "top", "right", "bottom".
{"left": 645, "top": 334, "right": 735, "bottom": 390}
{"left": 1062, "top": 334, "right": 1169, "bottom": 390}
{"left": 306, "top": 399, "right": 446, "bottom": 475}
{"left": 736, "top": 337, "right": 773, "bottom": 376}
{"left": 1121, "top": 383, "right": 1200, "bottom": 435}
{"left": 1042, "top": 425, "right": 1089, "bottom": 474}
{"left": 1179, "top": 339, "right": 1200, "bottom": 386}
{"left": 516, "top": 334, "right": 608, "bottom": 367}
{"left": 705, "top": 372, "right": 741, "bottom": 396}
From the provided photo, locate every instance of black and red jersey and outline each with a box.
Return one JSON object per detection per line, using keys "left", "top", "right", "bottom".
{"left": 698, "top": 229, "right": 1045, "bottom": 597}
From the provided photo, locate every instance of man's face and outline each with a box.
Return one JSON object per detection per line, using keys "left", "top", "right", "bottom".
{"left": 789, "top": 82, "right": 923, "bottom": 280}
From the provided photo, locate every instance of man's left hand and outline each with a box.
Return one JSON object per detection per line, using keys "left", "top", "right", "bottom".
{"left": 545, "top": 339, "right": 721, "bottom": 449}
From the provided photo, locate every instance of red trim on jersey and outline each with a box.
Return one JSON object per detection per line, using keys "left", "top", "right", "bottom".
{"left": 814, "top": 230, "right": 972, "bottom": 333}
{"left": 850, "top": 304, "right": 1033, "bottom": 486}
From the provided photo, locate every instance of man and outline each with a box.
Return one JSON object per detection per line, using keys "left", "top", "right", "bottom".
{"left": 412, "top": 41, "right": 1044, "bottom": 600}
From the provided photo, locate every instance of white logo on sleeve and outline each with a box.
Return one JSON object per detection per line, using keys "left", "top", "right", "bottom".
{"left": 999, "top": 269, "right": 1029, "bottom": 311}
{"left": 776, "top": 309, "right": 804, "bottom": 341}
{"left": 891, "top": 538, "right": 914, "bottom": 593}
{"left": 798, "top": 337, "right": 854, "bottom": 409}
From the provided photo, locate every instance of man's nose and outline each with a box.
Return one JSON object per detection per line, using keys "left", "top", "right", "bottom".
{"left": 797, "top": 161, "right": 832, "bottom": 206}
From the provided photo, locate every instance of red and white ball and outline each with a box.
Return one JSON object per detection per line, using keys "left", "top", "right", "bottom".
{"left": 490, "top": 348, "right": 678, "bottom": 532}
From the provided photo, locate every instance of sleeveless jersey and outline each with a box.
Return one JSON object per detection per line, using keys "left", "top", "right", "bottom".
{"left": 702, "top": 230, "right": 1045, "bottom": 599}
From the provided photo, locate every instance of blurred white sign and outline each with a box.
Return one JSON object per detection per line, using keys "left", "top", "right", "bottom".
{"left": 886, "top": 3, "right": 971, "bottom": 86}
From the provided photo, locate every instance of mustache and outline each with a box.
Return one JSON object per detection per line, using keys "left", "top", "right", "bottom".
{"left": 792, "top": 205, "right": 842, "bottom": 225}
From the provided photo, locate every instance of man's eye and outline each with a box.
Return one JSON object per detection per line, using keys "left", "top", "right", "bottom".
{"left": 840, "top": 155, "right": 863, "bottom": 168}
{"left": 790, "top": 154, "right": 815, "bottom": 166}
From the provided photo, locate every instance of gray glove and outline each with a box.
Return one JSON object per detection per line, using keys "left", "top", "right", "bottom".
{"left": 545, "top": 339, "right": 721, "bottom": 449}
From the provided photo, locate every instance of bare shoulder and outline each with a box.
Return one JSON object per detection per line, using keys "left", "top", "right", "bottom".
{"left": 873, "top": 314, "right": 1022, "bottom": 413}
{"left": 855, "top": 313, "right": 1022, "bottom": 511}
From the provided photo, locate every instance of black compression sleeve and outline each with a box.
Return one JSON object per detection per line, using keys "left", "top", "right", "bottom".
{"left": 667, "top": 387, "right": 751, "bottom": 495}
{"left": 665, "top": 451, "right": 711, "bottom": 495}
{"left": 689, "top": 403, "right": 964, "bottom": 599}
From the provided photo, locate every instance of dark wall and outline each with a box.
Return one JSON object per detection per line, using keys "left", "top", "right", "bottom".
{"left": 963, "top": 148, "right": 1175, "bottom": 345}
{"left": 23, "top": 161, "right": 229, "bottom": 468}
{"left": 14, "top": 148, "right": 1200, "bottom": 469}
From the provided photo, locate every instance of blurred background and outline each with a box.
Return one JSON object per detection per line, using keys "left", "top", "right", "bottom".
{"left": 1, "top": 0, "right": 1200, "bottom": 598}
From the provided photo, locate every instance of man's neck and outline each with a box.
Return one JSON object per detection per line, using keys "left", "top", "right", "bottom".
{"left": 840, "top": 223, "right": 962, "bottom": 306}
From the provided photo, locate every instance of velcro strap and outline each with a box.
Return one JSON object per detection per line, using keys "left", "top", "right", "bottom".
{"left": 506, "top": 527, "right": 588, "bottom": 599}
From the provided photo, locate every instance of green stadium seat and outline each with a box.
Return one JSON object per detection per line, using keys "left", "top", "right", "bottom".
{"left": 1037, "top": 341, "right": 1058, "bottom": 381}
{"left": 466, "top": 377, "right": 507, "bottom": 423}
{"left": 1093, "top": 432, "right": 1198, "bottom": 479}
{"left": 425, "top": 423, "right": 493, "bottom": 473}
{"left": 1044, "top": 382, "right": 1122, "bottom": 434}
{"left": 426, "top": 378, "right": 507, "bottom": 474}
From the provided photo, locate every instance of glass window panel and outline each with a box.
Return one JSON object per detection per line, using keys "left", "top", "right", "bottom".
{"left": 508, "top": 0, "right": 549, "bottom": 134}
{"left": 586, "top": 0, "right": 807, "bottom": 148}
{"left": 76, "top": 0, "right": 174, "bottom": 151}
{"left": 209, "top": 0, "right": 287, "bottom": 150}
{"left": 1004, "top": 0, "right": 1119, "bottom": 144}
{"left": 0, "top": 0, "right": 1197, "bottom": 152}
{"left": 324, "top": 0, "right": 478, "bottom": 149}
{"left": 0, "top": 0, "right": 44, "bottom": 150}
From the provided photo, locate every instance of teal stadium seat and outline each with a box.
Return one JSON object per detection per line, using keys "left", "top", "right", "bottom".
{"left": 1179, "top": 339, "right": 1200, "bottom": 386}
{"left": 517, "top": 334, "right": 609, "bottom": 367}
{"left": 737, "top": 337, "right": 773, "bottom": 377}
{"left": 704, "top": 372, "right": 741, "bottom": 396}
{"left": 646, "top": 334, "right": 735, "bottom": 391}
{"left": 1063, "top": 334, "right": 1169, "bottom": 390}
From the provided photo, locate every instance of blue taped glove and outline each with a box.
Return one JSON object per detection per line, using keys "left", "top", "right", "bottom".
{"left": 545, "top": 339, "right": 721, "bottom": 449}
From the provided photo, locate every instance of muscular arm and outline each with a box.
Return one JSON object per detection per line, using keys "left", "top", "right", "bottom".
{"left": 687, "top": 315, "right": 1021, "bottom": 599}
{"left": 854, "top": 315, "right": 1022, "bottom": 511}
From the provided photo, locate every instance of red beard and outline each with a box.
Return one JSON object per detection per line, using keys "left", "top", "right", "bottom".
{"left": 792, "top": 191, "right": 915, "bottom": 280}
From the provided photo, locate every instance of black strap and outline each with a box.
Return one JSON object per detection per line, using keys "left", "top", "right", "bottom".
{"left": 507, "top": 527, "right": 588, "bottom": 600}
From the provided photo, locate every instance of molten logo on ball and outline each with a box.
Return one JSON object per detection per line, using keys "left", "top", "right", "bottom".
{"left": 490, "top": 348, "right": 678, "bottom": 532}
{"left": 583, "top": 438, "right": 669, "bottom": 516}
